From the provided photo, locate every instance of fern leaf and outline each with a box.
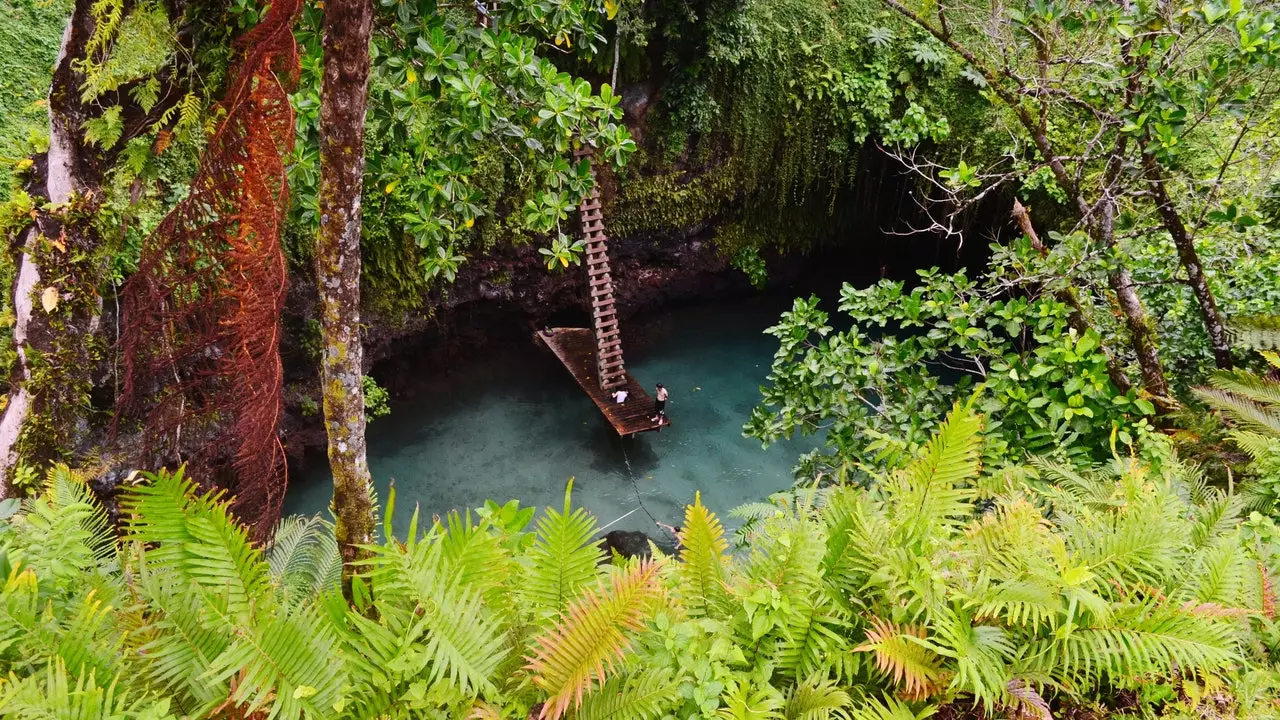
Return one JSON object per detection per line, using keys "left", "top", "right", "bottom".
{"left": 122, "top": 468, "right": 272, "bottom": 618}
{"left": 572, "top": 668, "right": 680, "bottom": 720}
{"left": 854, "top": 618, "right": 943, "bottom": 699}
{"left": 783, "top": 676, "right": 852, "bottom": 720}
{"left": 267, "top": 514, "right": 341, "bottom": 606}
{"left": 679, "top": 492, "right": 731, "bottom": 618}
{"left": 527, "top": 559, "right": 663, "bottom": 720}
{"left": 361, "top": 535, "right": 510, "bottom": 696}
{"left": 1194, "top": 387, "right": 1280, "bottom": 436}
{"left": 847, "top": 696, "right": 936, "bottom": 720}
{"left": 206, "top": 603, "right": 345, "bottom": 720}
{"left": 524, "top": 480, "right": 604, "bottom": 620}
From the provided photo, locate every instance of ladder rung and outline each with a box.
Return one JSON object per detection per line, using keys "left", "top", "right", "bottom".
{"left": 588, "top": 266, "right": 610, "bottom": 277}
{"left": 600, "top": 351, "right": 623, "bottom": 362}
{"left": 583, "top": 222, "right": 605, "bottom": 233}
{"left": 595, "top": 308, "right": 616, "bottom": 320}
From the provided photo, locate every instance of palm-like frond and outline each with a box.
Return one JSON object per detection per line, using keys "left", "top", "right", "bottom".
{"left": 524, "top": 481, "right": 604, "bottom": 620}
{"left": 572, "top": 668, "right": 680, "bottom": 720}
{"left": 438, "top": 508, "right": 519, "bottom": 612}
{"left": 928, "top": 609, "right": 1012, "bottom": 707}
{"left": 128, "top": 570, "right": 231, "bottom": 715}
{"left": 679, "top": 492, "right": 731, "bottom": 618}
{"left": 527, "top": 558, "right": 663, "bottom": 720}
{"left": 0, "top": 659, "right": 150, "bottom": 719}
{"left": 854, "top": 618, "right": 943, "bottom": 699}
{"left": 819, "top": 487, "right": 874, "bottom": 613}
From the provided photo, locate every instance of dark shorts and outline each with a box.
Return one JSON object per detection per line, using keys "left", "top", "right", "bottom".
{"left": 655, "top": 399, "right": 666, "bottom": 414}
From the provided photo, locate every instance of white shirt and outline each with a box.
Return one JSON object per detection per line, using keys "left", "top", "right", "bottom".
{"left": 612, "top": 390, "right": 628, "bottom": 403}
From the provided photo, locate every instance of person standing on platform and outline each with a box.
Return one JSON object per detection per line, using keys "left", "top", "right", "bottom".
{"left": 651, "top": 383, "right": 668, "bottom": 423}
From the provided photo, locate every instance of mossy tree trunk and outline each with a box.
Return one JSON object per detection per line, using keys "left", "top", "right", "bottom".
{"left": 317, "top": 0, "right": 376, "bottom": 595}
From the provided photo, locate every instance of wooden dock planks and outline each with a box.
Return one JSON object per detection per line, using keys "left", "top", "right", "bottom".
{"left": 537, "top": 327, "right": 669, "bottom": 437}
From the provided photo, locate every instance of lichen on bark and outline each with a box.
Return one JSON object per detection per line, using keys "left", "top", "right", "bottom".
{"left": 316, "top": 0, "right": 376, "bottom": 594}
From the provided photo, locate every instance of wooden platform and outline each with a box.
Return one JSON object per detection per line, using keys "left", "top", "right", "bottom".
{"left": 537, "top": 328, "right": 669, "bottom": 437}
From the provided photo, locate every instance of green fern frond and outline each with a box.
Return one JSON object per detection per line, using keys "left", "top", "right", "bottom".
{"left": 205, "top": 604, "right": 345, "bottom": 719}
{"left": 438, "top": 508, "right": 518, "bottom": 612}
{"left": 1229, "top": 430, "right": 1280, "bottom": 460}
{"left": 1016, "top": 601, "right": 1239, "bottom": 688}
{"left": 129, "top": 570, "right": 230, "bottom": 714}
{"left": 527, "top": 558, "right": 663, "bottom": 720}
{"left": 572, "top": 668, "right": 680, "bottom": 720}
{"left": 783, "top": 676, "right": 852, "bottom": 720}
{"left": 718, "top": 684, "right": 783, "bottom": 720}
{"left": 888, "top": 403, "right": 983, "bottom": 543}
{"left": 1209, "top": 370, "right": 1280, "bottom": 409}
{"left": 122, "top": 468, "right": 272, "bottom": 618}
{"left": 1194, "top": 387, "right": 1280, "bottom": 437}
{"left": 267, "top": 515, "right": 341, "bottom": 606}
{"left": 1188, "top": 537, "right": 1248, "bottom": 607}
{"left": 1189, "top": 493, "right": 1242, "bottom": 550}
{"left": 846, "top": 696, "right": 935, "bottom": 720}
{"left": 361, "top": 533, "right": 510, "bottom": 697}
{"left": 904, "top": 402, "right": 984, "bottom": 488}
{"left": 524, "top": 480, "right": 604, "bottom": 620}
{"left": 819, "top": 487, "right": 874, "bottom": 613}
{"left": 775, "top": 593, "right": 849, "bottom": 679}
{"left": 0, "top": 658, "right": 144, "bottom": 719}
{"left": 730, "top": 502, "right": 785, "bottom": 522}
{"left": 679, "top": 492, "right": 731, "bottom": 618}
{"left": 929, "top": 609, "right": 1013, "bottom": 707}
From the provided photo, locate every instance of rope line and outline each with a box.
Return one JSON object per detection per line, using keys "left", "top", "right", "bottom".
{"left": 619, "top": 440, "right": 679, "bottom": 544}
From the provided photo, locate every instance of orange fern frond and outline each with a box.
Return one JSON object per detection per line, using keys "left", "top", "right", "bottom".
{"left": 854, "top": 617, "right": 943, "bottom": 699}
{"left": 1261, "top": 561, "right": 1275, "bottom": 619}
{"left": 526, "top": 559, "right": 663, "bottom": 720}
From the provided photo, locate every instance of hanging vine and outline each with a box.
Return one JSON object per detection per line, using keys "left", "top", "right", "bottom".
{"left": 115, "top": 0, "right": 301, "bottom": 536}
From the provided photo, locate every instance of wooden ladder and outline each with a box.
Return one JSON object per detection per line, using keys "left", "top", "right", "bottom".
{"left": 574, "top": 149, "right": 626, "bottom": 391}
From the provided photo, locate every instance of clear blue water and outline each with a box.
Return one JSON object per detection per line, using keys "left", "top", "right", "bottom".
{"left": 283, "top": 294, "right": 820, "bottom": 537}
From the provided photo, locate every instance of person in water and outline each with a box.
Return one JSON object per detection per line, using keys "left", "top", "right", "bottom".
{"left": 651, "top": 383, "right": 668, "bottom": 422}
{"left": 611, "top": 388, "right": 629, "bottom": 404}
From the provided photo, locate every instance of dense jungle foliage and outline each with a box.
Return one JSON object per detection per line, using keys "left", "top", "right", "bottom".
{"left": 5, "top": 0, "right": 1280, "bottom": 716}
{"left": 6, "top": 405, "right": 1280, "bottom": 720}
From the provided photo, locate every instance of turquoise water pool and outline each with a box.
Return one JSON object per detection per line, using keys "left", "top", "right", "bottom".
{"left": 283, "top": 293, "right": 819, "bottom": 537}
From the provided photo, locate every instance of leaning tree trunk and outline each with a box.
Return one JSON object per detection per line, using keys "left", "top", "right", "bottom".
{"left": 1143, "top": 156, "right": 1233, "bottom": 370}
{"left": 317, "top": 0, "right": 376, "bottom": 595}
{"left": 0, "top": 0, "right": 105, "bottom": 496}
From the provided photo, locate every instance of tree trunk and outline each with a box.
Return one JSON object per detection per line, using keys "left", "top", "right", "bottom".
{"left": 1098, "top": 194, "right": 1172, "bottom": 404}
{"left": 1143, "top": 156, "right": 1233, "bottom": 370}
{"left": 317, "top": 0, "right": 376, "bottom": 596}
{"left": 1011, "top": 200, "right": 1133, "bottom": 394}
{"left": 0, "top": 0, "right": 105, "bottom": 496}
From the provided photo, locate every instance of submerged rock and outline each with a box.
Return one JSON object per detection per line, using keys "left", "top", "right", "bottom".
{"left": 601, "top": 528, "right": 678, "bottom": 559}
